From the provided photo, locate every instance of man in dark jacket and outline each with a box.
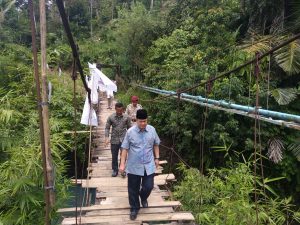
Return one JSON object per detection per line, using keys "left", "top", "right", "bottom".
{"left": 105, "top": 102, "right": 131, "bottom": 177}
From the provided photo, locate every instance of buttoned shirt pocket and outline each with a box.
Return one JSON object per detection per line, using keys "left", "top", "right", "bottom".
{"left": 129, "top": 136, "right": 143, "bottom": 148}
{"left": 145, "top": 134, "right": 155, "bottom": 147}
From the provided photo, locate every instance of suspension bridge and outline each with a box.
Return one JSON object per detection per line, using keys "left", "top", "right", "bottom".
{"left": 56, "top": 13, "right": 300, "bottom": 225}
{"left": 24, "top": 0, "right": 300, "bottom": 224}
{"left": 58, "top": 98, "right": 195, "bottom": 224}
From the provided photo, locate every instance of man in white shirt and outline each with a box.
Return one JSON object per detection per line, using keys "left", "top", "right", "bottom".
{"left": 125, "top": 96, "right": 142, "bottom": 122}
{"left": 106, "top": 90, "right": 114, "bottom": 109}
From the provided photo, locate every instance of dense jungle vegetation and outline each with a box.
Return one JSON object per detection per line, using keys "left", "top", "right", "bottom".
{"left": 1, "top": 0, "right": 300, "bottom": 224}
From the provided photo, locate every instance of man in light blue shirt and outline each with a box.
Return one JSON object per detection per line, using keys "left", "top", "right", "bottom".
{"left": 119, "top": 109, "right": 160, "bottom": 220}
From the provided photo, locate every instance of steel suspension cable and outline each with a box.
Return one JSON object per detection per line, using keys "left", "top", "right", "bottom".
{"left": 79, "top": 105, "right": 94, "bottom": 220}
{"left": 258, "top": 117, "right": 266, "bottom": 198}
{"left": 55, "top": 0, "right": 91, "bottom": 102}
{"left": 160, "top": 143, "right": 191, "bottom": 169}
{"left": 267, "top": 53, "right": 272, "bottom": 110}
{"left": 247, "top": 39, "right": 254, "bottom": 107}
{"left": 198, "top": 85, "right": 209, "bottom": 219}
{"left": 71, "top": 59, "right": 79, "bottom": 225}
{"left": 253, "top": 52, "right": 260, "bottom": 225}
{"left": 165, "top": 86, "right": 181, "bottom": 188}
{"left": 201, "top": 87, "right": 209, "bottom": 174}
{"left": 248, "top": 56, "right": 253, "bottom": 107}
{"left": 78, "top": 137, "right": 88, "bottom": 225}
{"left": 86, "top": 111, "right": 94, "bottom": 205}
{"left": 199, "top": 113, "right": 204, "bottom": 172}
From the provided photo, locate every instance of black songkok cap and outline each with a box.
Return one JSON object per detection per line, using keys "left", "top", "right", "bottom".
{"left": 136, "top": 109, "right": 148, "bottom": 119}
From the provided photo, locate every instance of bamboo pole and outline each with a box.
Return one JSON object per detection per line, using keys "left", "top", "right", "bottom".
{"left": 28, "top": 0, "right": 51, "bottom": 224}
{"left": 39, "top": 0, "right": 55, "bottom": 209}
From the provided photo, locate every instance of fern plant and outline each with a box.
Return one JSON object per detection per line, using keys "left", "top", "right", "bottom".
{"left": 288, "top": 139, "right": 300, "bottom": 162}
{"left": 271, "top": 88, "right": 298, "bottom": 105}
{"left": 275, "top": 39, "right": 300, "bottom": 75}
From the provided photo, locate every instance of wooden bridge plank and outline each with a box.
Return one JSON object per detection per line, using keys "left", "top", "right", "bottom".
{"left": 58, "top": 201, "right": 181, "bottom": 213}
{"left": 96, "top": 190, "right": 169, "bottom": 198}
{"left": 61, "top": 212, "right": 194, "bottom": 225}
{"left": 90, "top": 168, "right": 163, "bottom": 177}
{"left": 90, "top": 165, "right": 164, "bottom": 171}
{"left": 78, "top": 174, "right": 175, "bottom": 187}
{"left": 91, "top": 160, "right": 168, "bottom": 166}
{"left": 86, "top": 207, "right": 174, "bottom": 216}
{"left": 73, "top": 174, "right": 175, "bottom": 187}
{"left": 100, "top": 195, "right": 164, "bottom": 205}
{"left": 95, "top": 185, "right": 165, "bottom": 192}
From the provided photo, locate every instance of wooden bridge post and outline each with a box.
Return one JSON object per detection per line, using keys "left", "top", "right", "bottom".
{"left": 39, "top": 0, "right": 55, "bottom": 214}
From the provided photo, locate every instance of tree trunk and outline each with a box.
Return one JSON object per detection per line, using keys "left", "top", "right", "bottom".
{"left": 240, "top": 0, "right": 245, "bottom": 14}
{"left": 150, "top": 0, "right": 154, "bottom": 10}
{"left": 90, "top": 0, "right": 93, "bottom": 37}
{"left": 111, "top": 0, "right": 114, "bottom": 20}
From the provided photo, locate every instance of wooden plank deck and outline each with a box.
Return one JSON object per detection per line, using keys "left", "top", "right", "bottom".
{"left": 58, "top": 201, "right": 182, "bottom": 213}
{"left": 62, "top": 212, "right": 194, "bottom": 224}
{"left": 59, "top": 97, "right": 195, "bottom": 225}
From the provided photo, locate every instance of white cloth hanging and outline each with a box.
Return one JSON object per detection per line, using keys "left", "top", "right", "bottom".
{"left": 99, "top": 83, "right": 106, "bottom": 92}
{"left": 80, "top": 63, "right": 117, "bottom": 127}
{"left": 89, "top": 69, "right": 101, "bottom": 105}
{"left": 88, "top": 62, "right": 117, "bottom": 93}
{"left": 80, "top": 95, "right": 98, "bottom": 126}
{"left": 106, "top": 89, "right": 114, "bottom": 98}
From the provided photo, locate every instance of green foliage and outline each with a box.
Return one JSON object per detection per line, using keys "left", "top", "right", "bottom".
{"left": 66, "top": 0, "right": 90, "bottom": 39}
{"left": 174, "top": 163, "right": 300, "bottom": 225}
{"left": 0, "top": 39, "right": 86, "bottom": 223}
{"left": 288, "top": 139, "right": 300, "bottom": 162}
{"left": 242, "top": 0, "right": 285, "bottom": 33}
{"left": 76, "top": 39, "right": 115, "bottom": 69}
{"left": 0, "top": 89, "right": 23, "bottom": 151}
{"left": 271, "top": 88, "right": 298, "bottom": 105}
{"left": 139, "top": 0, "right": 300, "bottom": 211}
{"left": 47, "top": 45, "right": 73, "bottom": 69}
{"left": 2, "top": 0, "right": 300, "bottom": 223}
{"left": 142, "top": 1, "right": 252, "bottom": 170}
{"left": 144, "top": 1, "right": 240, "bottom": 90}
{"left": 105, "top": 2, "right": 165, "bottom": 77}
{"left": 0, "top": 144, "right": 45, "bottom": 225}
{"left": 275, "top": 40, "right": 300, "bottom": 75}
{"left": 0, "top": 43, "right": 33, "bottom": 91}
{"left": 0, "top": 1, "right": 31, "bottom": 44}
